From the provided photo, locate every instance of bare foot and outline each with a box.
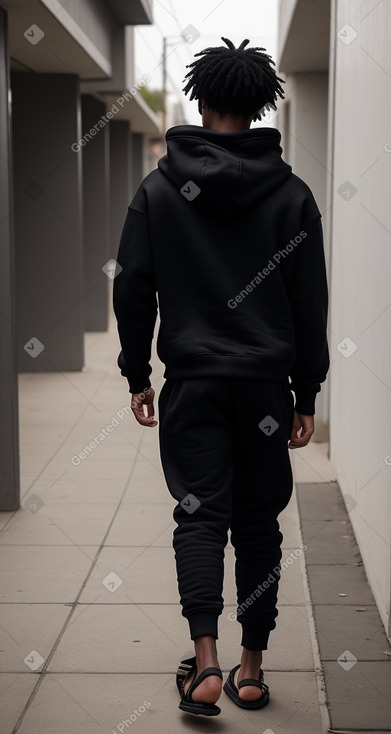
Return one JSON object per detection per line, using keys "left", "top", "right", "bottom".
{"left": 183, "top": 667, "right": 222, "bottom": 704}
{"left": 182, "top": 635, "right": 222, "bottom": 704}
{"left": 235, "top": 648, "right": 265, "bottom": 702}
{"left": 234, "top": 665, "right": 265, "bottom": 702}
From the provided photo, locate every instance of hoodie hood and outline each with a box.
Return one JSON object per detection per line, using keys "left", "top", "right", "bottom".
{"left": 158, "top": 124, "right": 292, "bottom": 216}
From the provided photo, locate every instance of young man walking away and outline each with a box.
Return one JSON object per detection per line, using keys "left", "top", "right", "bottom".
{"left": 113, "top": 37, "right": 330, "bottom": 717}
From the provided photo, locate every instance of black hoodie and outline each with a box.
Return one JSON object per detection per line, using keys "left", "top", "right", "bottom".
{"left": 113, "top": 124, "right": 330, "bottom": 415}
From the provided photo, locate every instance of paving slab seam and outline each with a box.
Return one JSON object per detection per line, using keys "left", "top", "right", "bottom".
{"left": 31, "top": 668, "right": 317, "bottom": 675}
{"left": 9, "top": 435, "right": 143, "bottom": 734}
{"left": 296, "top": 481, "right": 391, "bottom": 732}
{"left": 16, "top": 369, "right": 112, "bottom": 507}
{"left": 294, "top": 482, "right": 332, "bottom": 734}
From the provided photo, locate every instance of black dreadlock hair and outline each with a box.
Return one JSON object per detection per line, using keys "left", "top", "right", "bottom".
{"left": 182, "top": 36, "right": 285, "bottom": 121}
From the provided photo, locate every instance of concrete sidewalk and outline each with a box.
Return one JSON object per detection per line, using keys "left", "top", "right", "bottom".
{"left": 1, "top": 313, "right": 338, "bottom": 734}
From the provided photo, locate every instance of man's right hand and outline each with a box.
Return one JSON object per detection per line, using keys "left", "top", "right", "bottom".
{"left": 288, "top": 411, "right": 315, "bottom": 449}
{"left": 131, "top": 387, "right": 158, "bottom": 428}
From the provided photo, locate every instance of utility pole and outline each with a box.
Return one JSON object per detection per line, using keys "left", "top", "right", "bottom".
{"left": 162, "top": 36, "right": 167, "bottom": 136}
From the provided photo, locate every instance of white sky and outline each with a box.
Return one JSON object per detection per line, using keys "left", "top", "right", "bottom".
{"left": 134, "top": 0, "right": 279, "bottom": 126}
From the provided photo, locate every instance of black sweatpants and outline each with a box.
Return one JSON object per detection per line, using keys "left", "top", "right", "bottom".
{"left": 158, "top": 377, "right": 295, "bottom": 651}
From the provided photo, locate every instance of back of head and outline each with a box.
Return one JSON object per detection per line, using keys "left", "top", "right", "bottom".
{"left": 182, "top": 36, "right": 285, "bottom": 121}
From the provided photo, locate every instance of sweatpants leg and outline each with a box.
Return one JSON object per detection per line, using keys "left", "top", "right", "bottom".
{"left": 229, "top": 378, "right": 294, "bottom": 650}
{"left": 158, "top": 376, "right": 294, "bottom": 648}
{"left": 158, "top": 378, "right": 234, "bottom": 641}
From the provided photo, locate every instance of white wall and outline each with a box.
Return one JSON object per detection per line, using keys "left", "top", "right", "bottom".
{"left": 279, "top": 72, "right": 330, "bottom": 433}
{"left": 280, "top": 73, "right": 328, "bottom": 210}
{"left": 328, "top": 0, "right": 391, "bottom": 638}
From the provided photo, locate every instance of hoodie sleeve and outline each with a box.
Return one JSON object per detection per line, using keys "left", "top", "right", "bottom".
{"left": 112, "top": 206, "right": 158, "bottom": 394}
{"left": 287, "top": 215, "right": 330, "bottom": 415}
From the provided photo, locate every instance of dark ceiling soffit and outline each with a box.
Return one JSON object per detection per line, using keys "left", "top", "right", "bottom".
{"left": 107, "top": 0, "right": 153, "bottom": 25}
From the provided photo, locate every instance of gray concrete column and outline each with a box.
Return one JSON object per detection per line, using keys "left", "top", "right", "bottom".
{"left": 81, "top": 95, "right": 110, "bottom": 331}
{"left": 0, "top": 8, "right": 20, "bottom": 511}
{"left": 132, "top": 133, "right": 143, "bottom": 198}
{"left": 109, "top": 120, "right": 132, "bottom": 258}
{"left": 11, "top": 72, "right": 84, "bottom": 372}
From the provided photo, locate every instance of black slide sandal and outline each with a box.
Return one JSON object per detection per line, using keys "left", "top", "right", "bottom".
{"left": 223, "top": 663, "right": 270, "bottom": 710}
{"left": 176, "top": 656, "right": 223, "bottom": 716}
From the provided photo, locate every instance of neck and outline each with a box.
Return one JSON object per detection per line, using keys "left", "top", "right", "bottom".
{"left": 202, "top": 111, "right": 251, "bottom": 133}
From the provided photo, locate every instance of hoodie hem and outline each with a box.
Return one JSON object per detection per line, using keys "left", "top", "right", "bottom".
{"left": 163, "top": 354, "right": 294, "bottom": 382}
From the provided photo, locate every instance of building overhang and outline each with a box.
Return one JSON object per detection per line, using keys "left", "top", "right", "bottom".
{"left": 5, "top": 0, "right": 153, "bottom": 78}
{"left": 103, "top": 90, "right": 161, "bottom": 134}
{"left": 278, "top": 0, "right": 330, "bottom": 73}
{"left": 106, "top": 0, "right": 153, "bottom": 25}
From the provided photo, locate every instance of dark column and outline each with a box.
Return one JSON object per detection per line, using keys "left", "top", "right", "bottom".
{"left": 81, "top": 94, "right": 110, "bottom": 331}
{"left": 11, "top": 72, "right": 84, "bottom": 372}
{"left": 0, "top": 9, "right": 20, "bottom": 511}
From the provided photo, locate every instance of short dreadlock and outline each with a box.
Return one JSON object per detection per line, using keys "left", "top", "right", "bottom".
{"left": 182, "top": 37, "right": 285, "bottom": 121}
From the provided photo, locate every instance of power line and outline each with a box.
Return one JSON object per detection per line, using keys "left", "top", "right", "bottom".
{"left": 138, "top": 0, "right": 196, "bottom": 82}
{"left": 164, "top": 0, "right": 194, "bottom": 64}
{"left": 135, "top": 28, "right": 184, "bottom": 96}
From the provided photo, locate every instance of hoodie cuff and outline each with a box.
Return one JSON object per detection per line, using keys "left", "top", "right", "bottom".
{"left": 293, "top": 390, "right": 317, "bottom": 416}
{"left": 117, "top": 352, "right": 152, "bottom": 394}
{"left": 126, "top": 377, "right": 152, "bottom": 395}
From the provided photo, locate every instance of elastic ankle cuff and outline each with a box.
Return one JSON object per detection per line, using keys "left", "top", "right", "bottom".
{"left": 187, "top": 612, "right": 219, "bottom": 641}
{"left": 241, "top": 626, "right": 270, "bottom": 651}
